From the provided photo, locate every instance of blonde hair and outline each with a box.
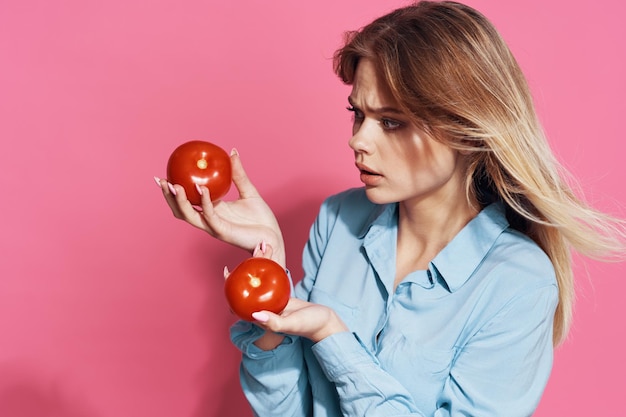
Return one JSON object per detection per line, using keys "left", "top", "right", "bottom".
{"left": 334, "top": 1, "right": 626, "bottom": 345}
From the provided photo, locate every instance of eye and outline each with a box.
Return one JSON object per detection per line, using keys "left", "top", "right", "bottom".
{"left": 381, "top": 118, "right": 402, "bottom": 130}
{"left": 346, "top": 106, "right": 364, "bottom": 122}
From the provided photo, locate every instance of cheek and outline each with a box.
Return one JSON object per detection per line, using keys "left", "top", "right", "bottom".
{"left": 432, "top": 149, "right": 459, "bottom": 173}
{"left": 408, "top": 141, "right": 460, "bottom": 179}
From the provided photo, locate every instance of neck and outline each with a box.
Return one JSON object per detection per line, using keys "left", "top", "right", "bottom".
{"left": 396, "top": 193, "right": 479, "bottom": 272}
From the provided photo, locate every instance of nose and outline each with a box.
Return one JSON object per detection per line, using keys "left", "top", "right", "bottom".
{"left": 348, "top": 120, "right": 375, "bottom": 154}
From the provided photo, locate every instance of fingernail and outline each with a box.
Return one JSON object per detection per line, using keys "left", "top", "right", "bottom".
{"left": 223, "top": 266, "right": 229, "bottom": 278}
{"left": 230, "top": 148, "right": 239, "bottom": 156}
{"left": 252, "top": 242, "right": 261, "bottom": 256}
{"left": 167, "top": 182, "right": 177, "bottom": 196}
{"left": 154, "top": 176, "right": 161, "bottom": 187}
{"left": 260, "top": 240, "right": 267, "bottom": 254}
{"left": 195, "top": 183, "right": 203, "bottom": 196}
{"left": 252, "top": 312, "right": 269, "bottom": 322}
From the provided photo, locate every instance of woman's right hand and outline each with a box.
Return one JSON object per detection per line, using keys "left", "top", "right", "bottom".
{"left": 155, "top": 148, "right": 286, "bottom": 268}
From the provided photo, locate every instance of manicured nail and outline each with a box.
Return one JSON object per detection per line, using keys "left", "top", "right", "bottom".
{"left": 260, "top": 240, "right": 267, "bottom": 254}
{"left": 154, "top": 176, "right": 162, "bottom": 187}
{"left": 167, "top": 182, "right": 177, "bottom": 196}
{"left": 230, "top": 148, "right": 239, "bottom": 156}
{"left": 252, "top": 242, "right": 261, "bottom": 257}
{"left": 195, "top": 183, "right": 203, "bottom": 196}
{"left": 223, "top": 266, "right": 229, "bottom": 279}
{"left": 252, "top": 312, "right": 269, "bottom": 322}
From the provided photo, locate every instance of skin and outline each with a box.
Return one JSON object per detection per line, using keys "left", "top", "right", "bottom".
{"left": 156, "top": 152, "right": 345, "bottom": 347}
{"left": 156, "top": 149, "right": 287, "bottom": 268}
{"left": 157, "top": 59, "right": 478, "bottom": 349}
{"left": 347, "top": 60, "right": 479, "bottom": 285}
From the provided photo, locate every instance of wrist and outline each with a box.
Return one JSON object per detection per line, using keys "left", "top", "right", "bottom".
{"left": 271, "top": 233, "right": 286, "bottom": 268}
{"left": 272, "top": 248, "right": 286, "bottom": 270}
{"left": 311, "top": 312, "right": 348, "bottom": 343}
{"left": 253, "top": 330, "right": 285, "bottom": 351}
{"left": 260, "top": 235, "right": 286, "bottom": 269}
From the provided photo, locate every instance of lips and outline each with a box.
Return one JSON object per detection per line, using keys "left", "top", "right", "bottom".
{"left": 355, "top": 162, "right": 380, "bottom": 176}
{"left": 355, "top": 162, "right": 383, "bottom": 186}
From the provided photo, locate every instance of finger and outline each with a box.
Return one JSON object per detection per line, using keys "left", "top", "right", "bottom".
{"left": 154, "top": 176, "right": 185, "bottom": 219}
{"left": 196, "top": 183, "right": 216, "bottom": 215}
{"left": 250, "top": 308, "right": 305, "bottom": 335}
{"left": 169, "top": 183, "right": 210, "bottom": 228}
{"left": 170, "top": 183, "right": 191, "bottom": 210}
{"left": 251, "top": 311, "right": 278, "bottom": 327}
{"left": 281, "top": 297, "right": 310, "bottom": 313}
{"left": 154, "top": 176, "right": 171, "bottom": 197}
{"left": 196, "top": 185, "right": 230, "bottom": 236}
{"left": 261, "top": 241, "right": 273, "bottom": 259}
{"left": 230, "top": 149, "right": 261, "bottom": 199}
{"left": 252, "top": 242, "right": 262, "bottom": 257}
{"left": 253, "top": 303, "right": 347, "bottom": 342}
{"left": 251, "top": 241, "right": 275, "bottom": 260}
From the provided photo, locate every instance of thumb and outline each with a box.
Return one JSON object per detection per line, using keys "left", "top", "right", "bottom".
{"left": 251, "top": 311, "right": 283, "bottom": 332}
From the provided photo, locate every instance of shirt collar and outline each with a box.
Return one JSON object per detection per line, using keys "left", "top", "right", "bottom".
{"left": 430, "top": 202, "right": 509, "bottom": 292}
{"left": 359, "top": 201, "right": 509, "bottom": 293}
{"left": 357, "top": 203, "right": 393, "bottom": 239}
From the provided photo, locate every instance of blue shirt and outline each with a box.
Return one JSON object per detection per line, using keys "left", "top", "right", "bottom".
{"left": 231, "top": 187, "right": 558, "bottom": 417}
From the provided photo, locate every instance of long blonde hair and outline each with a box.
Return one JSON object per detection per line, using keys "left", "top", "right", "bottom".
{"left": 334, "top": 1, "right": 626, "bottom": 345}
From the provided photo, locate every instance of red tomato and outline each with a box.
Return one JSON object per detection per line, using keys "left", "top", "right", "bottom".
{"left": 166, "top": 140, "right": 232, "bottom": 206}
{"left": 225, "top": 258, "right": 291, "bottom": 321}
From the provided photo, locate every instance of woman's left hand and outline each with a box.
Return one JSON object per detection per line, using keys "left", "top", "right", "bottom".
{"left": 251, "top": 298, "right": 349, "bottom": 343}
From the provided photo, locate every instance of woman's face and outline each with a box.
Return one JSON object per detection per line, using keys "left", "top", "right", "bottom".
{"left": 348, "top": 59, "right": 468, "bottom": 210}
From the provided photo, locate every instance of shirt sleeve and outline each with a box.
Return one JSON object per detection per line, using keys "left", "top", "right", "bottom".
{"left": 312, "top": 331, "right": 428, "bottom": 417}
{"left": 227, "top": 196, "right": 337, "bottom": 417}
{"left": 230, "top": 321, "right": 311, "bottom": 417}
{"left": 295, "top": 194, "right": 339, "bottom": 300}
{"left": 311, "top": 284, "right": 558, "bottom": 417}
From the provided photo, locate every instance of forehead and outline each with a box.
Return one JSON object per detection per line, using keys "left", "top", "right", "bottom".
{"left": 350, "top": 59, "right": 397, "bottom": 107}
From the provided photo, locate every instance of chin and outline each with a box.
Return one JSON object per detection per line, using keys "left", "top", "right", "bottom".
{"left": 364, "top": 187, "right": 398, "bottom": 205}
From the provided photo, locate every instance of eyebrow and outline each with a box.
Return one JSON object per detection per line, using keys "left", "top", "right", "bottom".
{"left": 347, "top": 96, "right": 404, "bottom": 115}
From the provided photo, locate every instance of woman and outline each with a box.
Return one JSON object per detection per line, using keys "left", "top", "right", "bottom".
{"left": 156, "top": 1, "right": 625, "bottom": 416}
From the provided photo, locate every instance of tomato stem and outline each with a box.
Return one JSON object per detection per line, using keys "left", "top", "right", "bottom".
{"left": 197, "top": 159, "right": 208, "bottom": 169}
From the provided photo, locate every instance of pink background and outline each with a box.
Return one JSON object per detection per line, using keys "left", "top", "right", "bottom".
{"left": 1, "top": 0, "right": 624, "bottom": 416}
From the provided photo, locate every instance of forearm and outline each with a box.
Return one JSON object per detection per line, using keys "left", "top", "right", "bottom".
{"left": 240, "top": 339, "right": 312, "bottom": 417}
{"left": 231, "top": 321, "right": 312, "bottom": 417}
{"left": 313, "top": 332, "right": 426, "bottom": 417}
